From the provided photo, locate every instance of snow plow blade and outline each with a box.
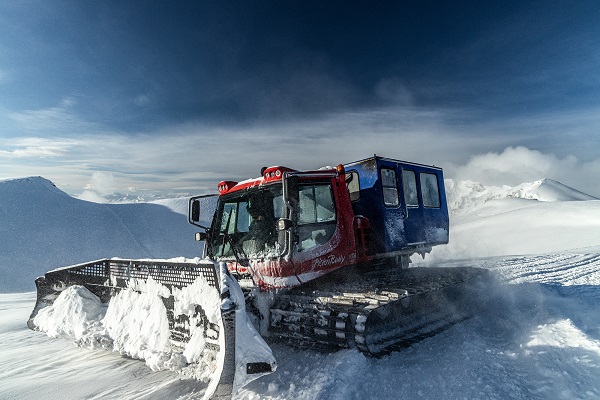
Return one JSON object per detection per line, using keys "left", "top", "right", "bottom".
{"left": 28, "top": 259, "right": 276, "bottom": 400}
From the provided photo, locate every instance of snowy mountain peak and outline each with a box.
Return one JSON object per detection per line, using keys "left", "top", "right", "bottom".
{"left": 508, "top": 178, "right": 598, "bottom": 202}
{"left": 0, "top": 176, "right": 200, "bottom": 292}
{"left": 445, "top": 178, "right": 598, "bottom": 214}
{"left": 0, "top": 176, "right": 68, "bottom": 197}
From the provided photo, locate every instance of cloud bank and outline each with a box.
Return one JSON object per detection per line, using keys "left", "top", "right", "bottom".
{"left": 2, "top": 99, "right": 600, "bottom": 199}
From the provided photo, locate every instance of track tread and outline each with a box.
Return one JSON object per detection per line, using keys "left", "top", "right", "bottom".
{"left": 269, "top": 265, "right": 488, "bottom": 356}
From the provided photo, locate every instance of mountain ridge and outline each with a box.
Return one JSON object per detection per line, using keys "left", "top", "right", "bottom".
{"left": 445, "top": 177, "right": 598, "bottom": 215}
{"left": 0, "top": 176, "right": 199, "bottom": 292}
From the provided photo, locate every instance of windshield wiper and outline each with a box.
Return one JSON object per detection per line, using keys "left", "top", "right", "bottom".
{"left": 223, "top": 231, "right": 249, "bottom": 268}
{"left": 219, "top": 210, "right": 249, "bottom": 268}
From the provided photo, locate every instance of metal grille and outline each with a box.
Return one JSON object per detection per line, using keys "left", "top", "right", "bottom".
{"left": 65, "top": 259, "right": 218, "bottom": 289}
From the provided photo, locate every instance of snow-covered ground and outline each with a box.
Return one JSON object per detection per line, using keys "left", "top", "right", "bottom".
{"left": 1, "top": 176, "right": 600, "bottom": 399}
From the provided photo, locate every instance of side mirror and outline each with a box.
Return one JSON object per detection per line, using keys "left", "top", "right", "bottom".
{"left": 277, "top": 218, "right": 292, "bottom": 231}
{"left": 287, "top": 176, "right": 299, "bottom": 204}
{"left": 188, "top": 194, "right": 218, "bottom": 229}
{"left": 191, "top": 199, "right": 200, "bottom": 222}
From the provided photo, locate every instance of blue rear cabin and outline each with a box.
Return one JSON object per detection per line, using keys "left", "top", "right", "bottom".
{"left": 343, "top": 156, "right": 449, "bottom": 258}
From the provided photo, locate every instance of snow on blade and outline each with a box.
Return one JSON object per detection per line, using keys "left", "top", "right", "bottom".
{"left": 32, "top": 285, "right": 107, "bottom": 343}
{"left": 29, "top": 264, "right": 230, "bottom": 397}
{"left": 28, "top": 259, "right": 277, "bottom": 400}
{"left": 171, "top": 272, "right": 223, "bottom": 384}
{"left": 103, "top": 278, "right": 178, "bottom": 372}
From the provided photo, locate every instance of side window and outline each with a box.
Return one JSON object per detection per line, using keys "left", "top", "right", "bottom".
{"left": 347, "top": 171, "right": 360, "bottom": 202}
{"left": 298, "top": 184, "right": 336, "bottom": 224}
{"left": 297, "top": 184, "right": 337, "bottom": 252}
{"left": 236, "top": 201, "right": 250, "bottom": 232}
{"left": 381, "top": 168, "right": 399, "bottom": 207}
{"left": 220, "top": 203, "right": 238, "bottom": 234}
{"left": 420, "top": 173, "right": 441, "bottom": 208}
{"left": 273, "top": 194, "right": 285, "bottom": 219}
{"left": 402, "top": 170, "right": 418, "bottom": 207}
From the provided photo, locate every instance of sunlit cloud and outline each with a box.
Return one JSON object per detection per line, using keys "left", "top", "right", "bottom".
{"left": 450, "top": 146, "right": 600, "bottom": 196}
{"left": 452, "top": 146, "right": 569, "bottom": 184}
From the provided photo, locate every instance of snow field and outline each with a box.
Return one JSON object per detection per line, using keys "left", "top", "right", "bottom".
{"left": 1, "top": 175, "right": 600, "bottom": 399}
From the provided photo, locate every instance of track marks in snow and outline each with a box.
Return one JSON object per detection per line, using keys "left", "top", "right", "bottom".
{"left": 485, "top": 253, "right": 600, "bottom": 286}
{"left": 475, "top": 254, "right": 600, "bottom": 400}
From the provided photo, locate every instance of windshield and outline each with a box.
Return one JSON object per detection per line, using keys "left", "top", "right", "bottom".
{"left": 210, "top": 184, "right": 285, "bottom": 259}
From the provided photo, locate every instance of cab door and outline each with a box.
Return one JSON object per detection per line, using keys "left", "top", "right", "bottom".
{"left": 398, "top": 168, "right": 428, "bottom": 246}
{"left": 289, "top": 177, "right": 355, "bottom": 280}
{"left": 378, "top": 162, "right": 429, "bottom": 252}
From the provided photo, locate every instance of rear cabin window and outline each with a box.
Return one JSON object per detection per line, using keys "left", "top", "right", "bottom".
{"left": 381, "top": 168, "right": 399, "bottom": 207}
{"left": 420, "top": 173, "right": 441, "bottom": 208}
{"left": 402, "top": 170, "right": 418, "bottom": 207}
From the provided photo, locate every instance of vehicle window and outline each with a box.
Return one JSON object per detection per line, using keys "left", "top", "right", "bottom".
{"left": 297, "top": 184, "right": 336, "bottom": 252}
{"left": 273, "top": 193, "right": 285, "bottom": 219}
{"left": 220, "top": 203, "right": 238, "bottom": 234}
{"left": 381, "top": 168, "right": 399, "bottom": 207}
{"left": 236, "top": 201, "right": 250, "bottom": 232}
{"left": 347, "top": 171, "right": 360, "bottom": 202}
{"left": 402, "top": 170, "right": 418, "bottom": 207}
{"left": 420, "top": 173, "right": 441, "bottom": 208}
{"left": 212, "top": 185, "right": 284, "bottom": 258}
{"left": 299, "top": 184, "right": 336, "bottom": 224}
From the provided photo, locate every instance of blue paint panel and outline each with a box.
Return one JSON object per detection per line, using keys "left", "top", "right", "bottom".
{"left": 344, "top": 156, "right": 449, "bottom": 257}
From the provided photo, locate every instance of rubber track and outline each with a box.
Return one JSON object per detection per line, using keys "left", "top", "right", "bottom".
{"left": 269, "top": 265, "right": 488, "bottom": 356}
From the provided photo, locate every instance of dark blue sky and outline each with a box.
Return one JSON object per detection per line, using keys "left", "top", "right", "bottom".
{"left": 1, "top": 1, "right": 599, "bottom": 198}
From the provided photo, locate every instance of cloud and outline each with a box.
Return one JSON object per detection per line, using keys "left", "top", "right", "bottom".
{"left": 7, "top": 97, "right": 101, "bottom": 134}
{"left": 77, "top": 189, "right": 110, "bottom": 203}
{"left": 134, "top": 94, "right": 151, "bottom": 107}
{"left": 82, "top": 171, "right": 117, "bottom": 197}
{"left": 2, "top": 99, "right": 600, "bottom": 200}
{"left": 450, "top": 146, "right": 600, "bottom": 197}
{"left": 0, "top": 137, "right": 74, "bottom": 158}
